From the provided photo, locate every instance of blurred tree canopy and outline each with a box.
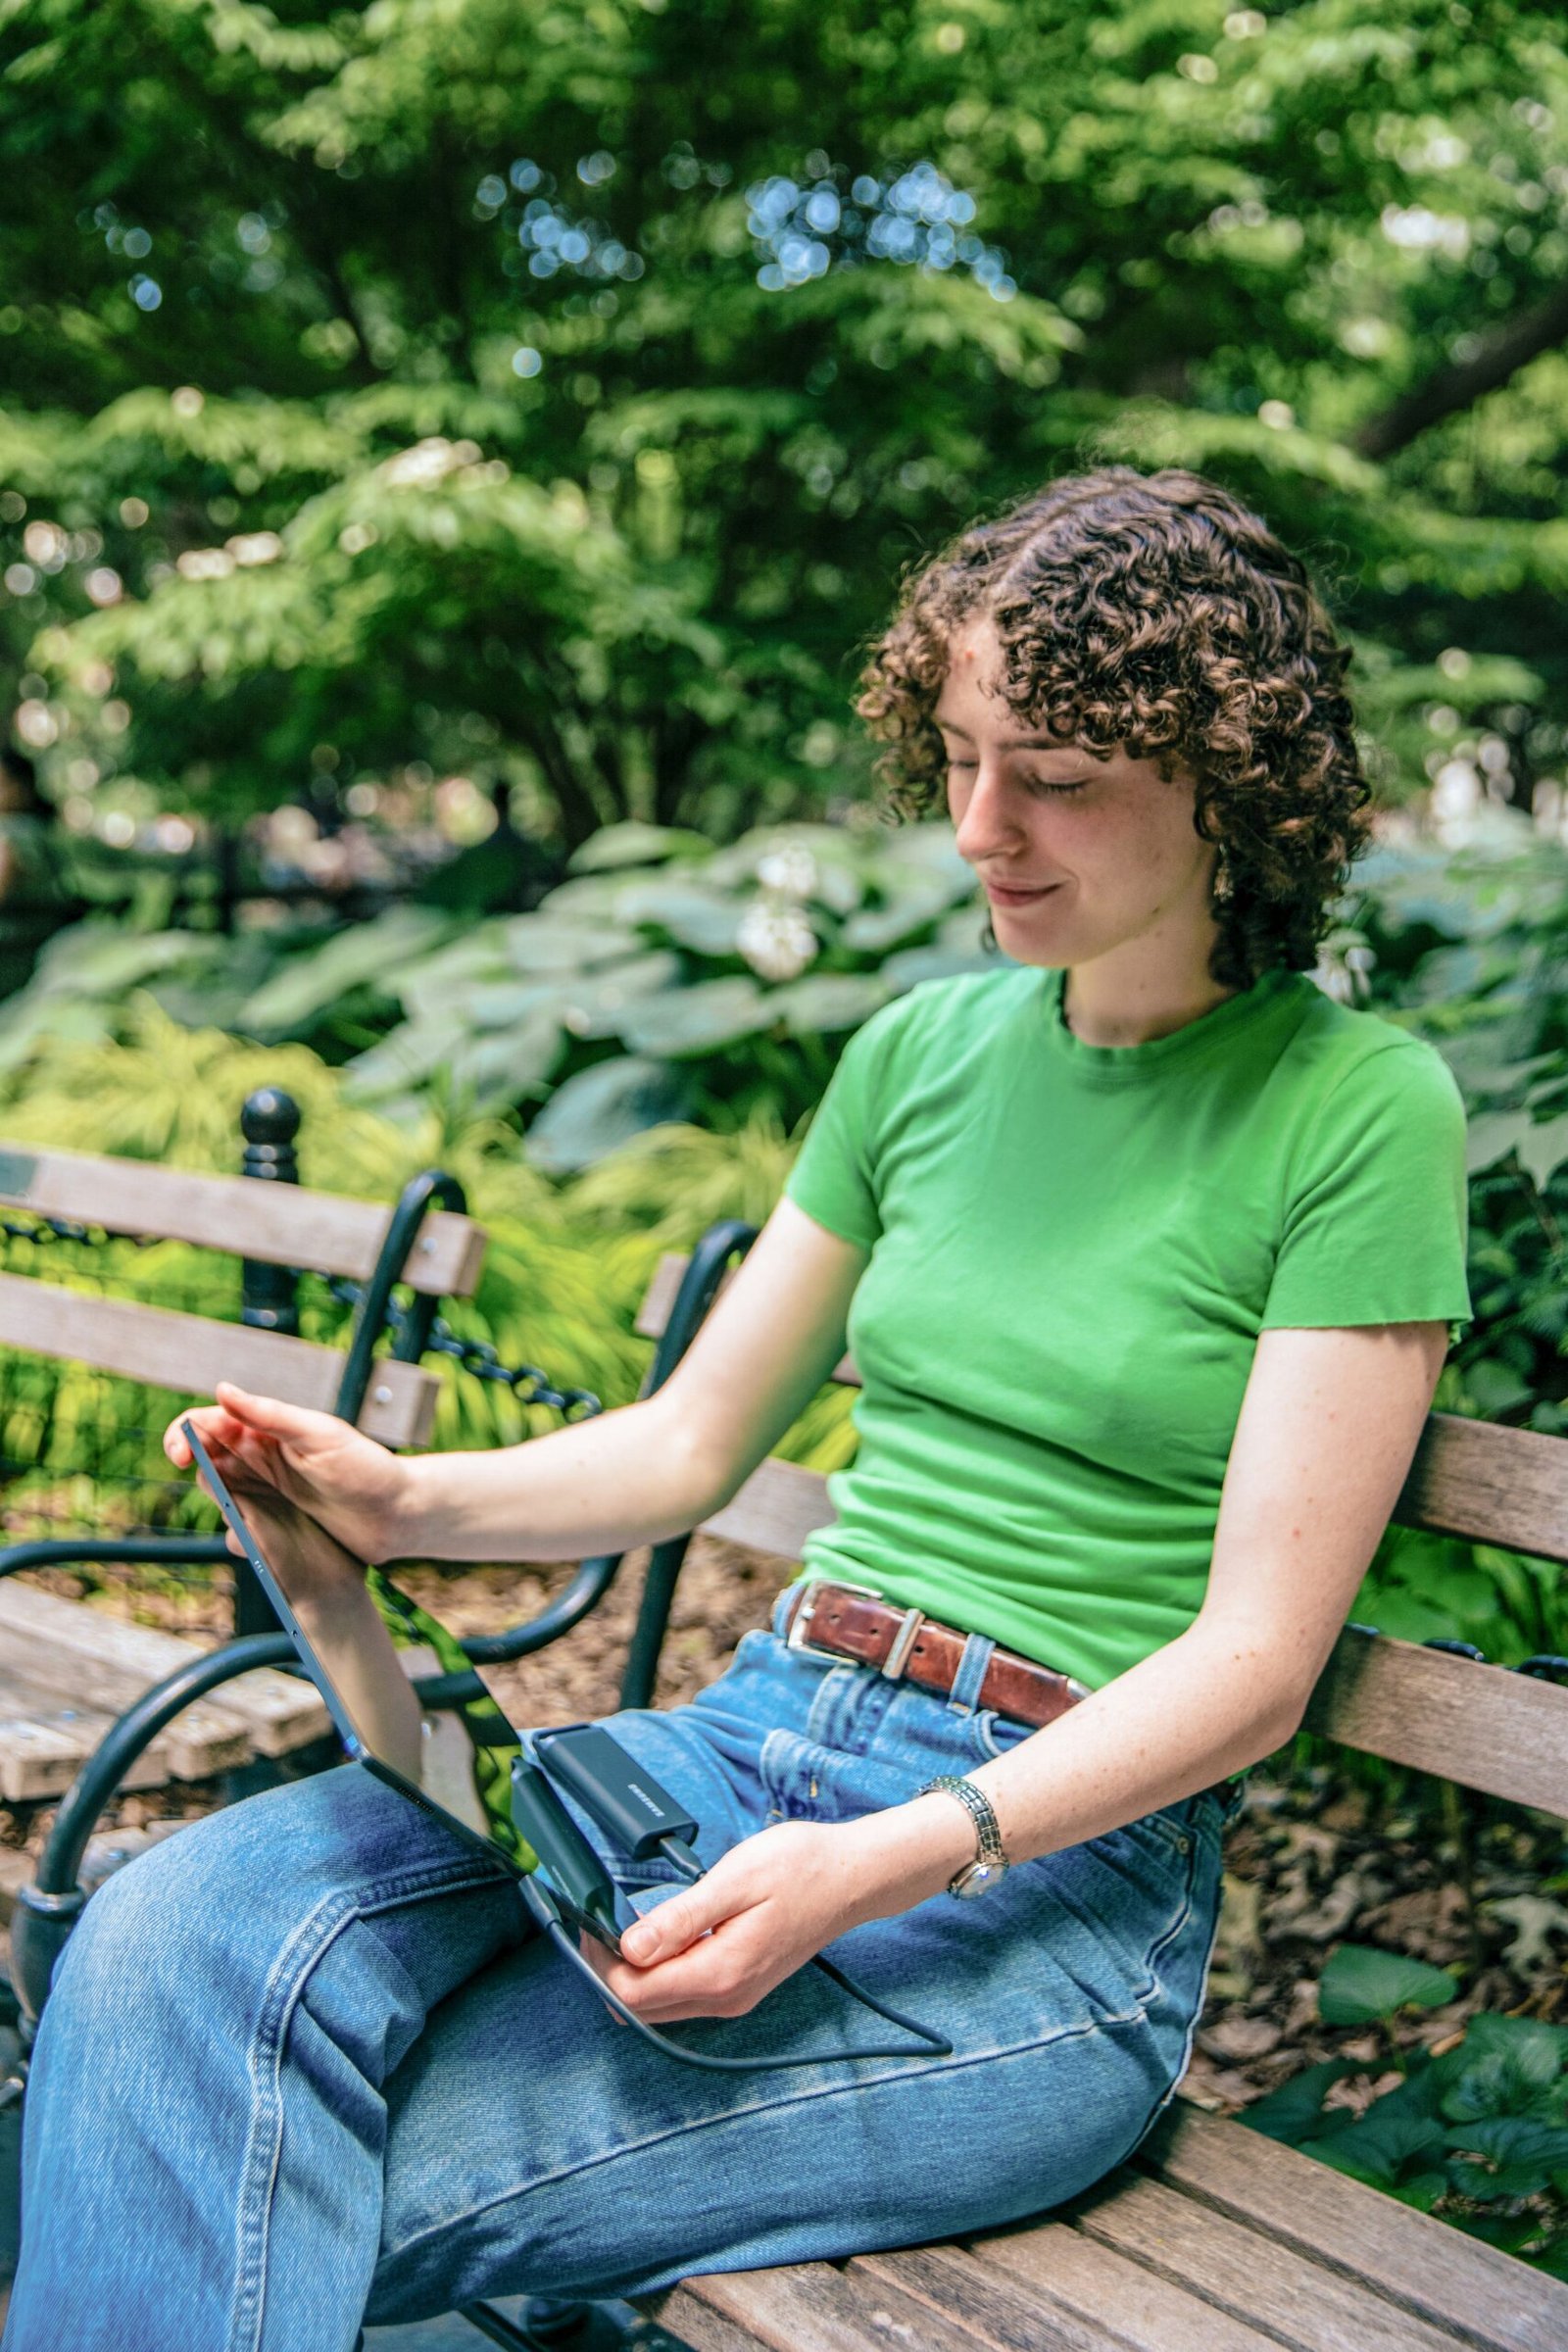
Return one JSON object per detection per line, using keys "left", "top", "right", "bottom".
{"left": 2, "top": 0, "right": 1567, "bottom": 847}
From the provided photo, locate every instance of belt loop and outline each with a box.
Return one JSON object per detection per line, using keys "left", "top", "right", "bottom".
{"left": 948, "top": 1632, "right": 995, "bottom": 1716}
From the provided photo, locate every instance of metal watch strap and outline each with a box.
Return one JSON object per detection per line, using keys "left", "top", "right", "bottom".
{"left": 919, "top": 1775, "right": 1008, "bottom": 1897}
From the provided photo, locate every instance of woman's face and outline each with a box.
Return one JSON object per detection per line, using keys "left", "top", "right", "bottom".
{"left": 934, "top": 615, "right": 1220, "bottom": 972}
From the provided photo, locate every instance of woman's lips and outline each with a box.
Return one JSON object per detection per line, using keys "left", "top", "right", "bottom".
{"left": 983, "top": 880, "right": 1062, "bottom": 906}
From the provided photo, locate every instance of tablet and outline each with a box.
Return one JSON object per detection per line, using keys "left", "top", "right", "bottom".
{"left": 179, "top": 1418, "right": 630, "bottom": 1951}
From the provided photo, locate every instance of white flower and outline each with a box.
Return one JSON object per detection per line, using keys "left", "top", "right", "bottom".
{"left": 226, "top": 531, "right": 284, "bottom": 566}
{"left": 380, "top": 436, "right": 482, "bottom": 489}
{"left": 175, "top": 547, "right": 234, "bottom": 580}
{"left": 756, "top": 844, "right": 819, "bottom": 901}
{"left": 736, "top": 897, "right": 818, "bottom": 982}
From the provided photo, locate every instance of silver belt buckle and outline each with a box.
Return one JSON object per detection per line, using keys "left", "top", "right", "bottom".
{"left": 881, "top": 1605, "right": 925, "bottom": 1682}
{"left": 784, "top": 1577, "right": 882, "bottom": 1663}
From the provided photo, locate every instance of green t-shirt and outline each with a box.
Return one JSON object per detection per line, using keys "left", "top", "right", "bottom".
{"left": 781, "top": 959, "right": 1473, "bottom": 1693}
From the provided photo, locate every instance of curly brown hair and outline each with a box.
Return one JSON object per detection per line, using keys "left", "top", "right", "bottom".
{"left": 856, "top": 465, "right": 1374, "bottom": 992}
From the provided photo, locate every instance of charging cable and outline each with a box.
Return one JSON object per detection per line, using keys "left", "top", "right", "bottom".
{"left": 524, "top": 1724, "right": 954, "bottom": 2072}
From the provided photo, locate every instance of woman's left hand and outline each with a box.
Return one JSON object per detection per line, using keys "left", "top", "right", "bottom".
{"left": 579, "top": 1803, "right": 970, "bottom": 2023}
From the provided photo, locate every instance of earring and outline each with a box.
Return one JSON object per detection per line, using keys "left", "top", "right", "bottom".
{"left": 1212, "top": 850, "right": 1234, "bottom": 906}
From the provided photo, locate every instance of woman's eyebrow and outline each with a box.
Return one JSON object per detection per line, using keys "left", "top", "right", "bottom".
{"left": 934, "top": 716, "right": 1085, "bottom": 753}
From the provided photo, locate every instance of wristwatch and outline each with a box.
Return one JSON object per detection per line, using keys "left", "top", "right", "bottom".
{"left": 919, "top": 1775, "right": 1009, "bottom": 1898}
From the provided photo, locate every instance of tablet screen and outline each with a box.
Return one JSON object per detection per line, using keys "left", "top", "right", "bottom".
{"left": 181, "top": 1420, "right": 531, "bottom": 1868}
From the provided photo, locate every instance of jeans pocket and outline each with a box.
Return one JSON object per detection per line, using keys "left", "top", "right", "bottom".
{"left": 970, "top": 1708, "right": 1037, "bottom": 1763}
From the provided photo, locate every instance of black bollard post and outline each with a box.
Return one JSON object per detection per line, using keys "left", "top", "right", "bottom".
{"left": 233, "top": 1088, "right": 301, "bottom": 1639}
{"left": 240, "top": 1088, "right": 302, "bottom": 1336}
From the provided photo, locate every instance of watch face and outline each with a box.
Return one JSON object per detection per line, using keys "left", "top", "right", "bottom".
{"left": 952, "top": 1858, "right": 1005, "bottom": 1898}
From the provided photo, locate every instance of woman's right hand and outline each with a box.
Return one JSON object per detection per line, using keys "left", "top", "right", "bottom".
{"left": 164, "top": 1382, "right": 411, "bottom": 1565}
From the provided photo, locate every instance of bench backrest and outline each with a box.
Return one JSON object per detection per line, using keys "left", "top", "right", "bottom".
{"left": 0, "top": 1141, "right": 486, "bottom": 1448}
{"left": 638, "top": 1250, "right": 1568, "bottom": 1821}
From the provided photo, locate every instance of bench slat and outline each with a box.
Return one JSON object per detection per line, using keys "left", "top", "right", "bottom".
{"left": 1396, "top": 1410, "right": 1568, "bottom": 1565}
{"left": 0, "top": 1581, "right": 329, "bottom": 1757}
{"left": 0, "top": 1142, "right": 484, "bottom": 1298}
{"left": 1138, "top": 2100, "right": 1568, "bottom": 2352}
{"left": 701, "top": 1458, "right": 838, "bottom": 1557}
{"left": 0, "top": 1655, "right": 249, "bottom": 1799}
{"left": 660, "top": 2258, "right": 1097, "bottom": 2352}
{"left": 1069, "top": 2169, "right": 1463, "bottom": 2352}
{"left": 694, "top": 1446, "right": 1568, "bottom": 1815}
{"left": 0, "top": 1274, "right": 438, "bottom": 1447}
{"left": 965, "top": 2219, "right": 1287, "bottom": 2352}
{"left": 637, "top": 1253, "right": 858, "bottom": 1386}
{"left": 1303, "top": 1627, "right": 1568, "bottom": 1820}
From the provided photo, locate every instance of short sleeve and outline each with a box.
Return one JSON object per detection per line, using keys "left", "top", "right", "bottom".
{"left": 1260, "top": 1040, "right": 1473, "bottom": 1348}
{"left": 782, "top": 1002, "right": 903, "bottom": 1251}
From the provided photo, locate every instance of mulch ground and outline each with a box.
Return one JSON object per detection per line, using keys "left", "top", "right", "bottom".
{"left": 4, "top": 1539, "right": 1566, "bottom": 2122}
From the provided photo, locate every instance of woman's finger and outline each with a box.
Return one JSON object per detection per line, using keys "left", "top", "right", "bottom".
{"left": 212, "top": 1382, "right": 339, "bottom": 1453}
{"left": 617, "top": 1875, "right": 739, "bottom": 1967}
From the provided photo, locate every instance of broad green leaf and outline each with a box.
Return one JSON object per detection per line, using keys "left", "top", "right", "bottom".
{"left": 1465, "top": 1109, "right": 1568, "bottom": 1188}
{"left": 1445, "top": 2118, "right": 1568, "bottom": 2202}
{"left": 447, "top": 1013, "right": 564, "bottom": 1107}
{"left": 764, "top": 972, "right": 892, "bottom": 1035}
{"left": 842, "top": 876, "right": 957, "bottom": 952}
{"left": 566, "top": 820, "right": 711, "bottom": 872}
{"left": 1300, "top": 2108, "right": 1448, "bottom": 2187}
{"left": 882, "top": 942, "right": 998, "bottom": 991}
{"left": 614, "top": 881, "right": 744, "bottom": 956}
{"left": 556, "top": 951, "right": 682, "bottom": 1040}
{"left": 1238, "top": 2059, "right": 1361, "bottom": 2145}
{"left": 616, "top": 975, "right": 776, "bottom": 1057}
{"left": 466, "top": 979, "right": 567, "bottom": 1031}
{"left": 237, "top": 907, "right": 453, "bottom": 1033}
{"left": 340, "top": 1015, "right": 467, "bottom": 1101}
{"left": 29, "top": 923, "right": 218, "bottom": 999}
{"left": 498, "top": 916, "right": 642, "bottom": 975}
{"left": 1318, "top": 1943, "right": 1458, "bottom": 2026}
{"left": 523, "top": 1055, "right": 693, "bottom": 1175}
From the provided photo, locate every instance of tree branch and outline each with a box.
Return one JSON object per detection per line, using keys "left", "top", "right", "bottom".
{"left": 1354, "top": 275, "right": 1568, "bottom": 461}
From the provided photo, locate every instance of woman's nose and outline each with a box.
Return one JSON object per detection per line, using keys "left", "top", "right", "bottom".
{"left": 952, "top": 762, "right": 1024, "bottom": 861}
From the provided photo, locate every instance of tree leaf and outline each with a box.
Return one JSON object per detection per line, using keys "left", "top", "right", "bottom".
{"left": 566, "top": 820, "right": 712, "bottom": 872}
{"left": 613, "top": 881, "right": 744, "bottom": 956}
{"left": 616, "top": 975, "right": 777, "bottom": 1057}
{"left": 1445, "top": 2118, "right": 1568, "bottom": 2202}
{"left": 1318, "top": 1943, "right": 1458, "bottom": 2025}
{"left": 763, "top": 972, "right": 892, "bottom": 1035}
{"left": 523, "top": 1055, "right": 693, "bottom": 1175}
{"left": 1237, "top": 2058, "right": 1361, "bottom": 2145}
{"left": 499, "top": 915, "right": 642, "bottom": 974}
{"left": 881, "top": 941, "right": 998, "bottom": 991}
{"left": 236, "top": 907, "right": 453, "bottom": 1033}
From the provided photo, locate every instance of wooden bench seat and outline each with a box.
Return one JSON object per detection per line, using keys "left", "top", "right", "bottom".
{"left": 632, "top": 1248, "right": 1568, "bottom": 2352}
{"left": 656, "top": 2097, "right": 1568, "bottom": 2350}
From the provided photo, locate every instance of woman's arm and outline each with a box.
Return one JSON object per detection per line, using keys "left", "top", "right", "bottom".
{"left": 589, "top": 1316, "right": 1449, "bottom": 2021}
{"left": 165, "top": 1198, "right": 868, "bottom": 1565}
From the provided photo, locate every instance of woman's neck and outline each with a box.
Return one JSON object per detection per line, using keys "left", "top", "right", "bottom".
{"left": 1059, "top": 960, "right": 1241, "bottom": 1050}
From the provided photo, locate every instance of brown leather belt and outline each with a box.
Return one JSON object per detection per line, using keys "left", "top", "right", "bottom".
{"left": 782, "top": 1579, "right": 1092, "bottom": 1729}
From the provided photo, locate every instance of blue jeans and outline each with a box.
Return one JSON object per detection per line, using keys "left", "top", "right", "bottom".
{"left": 4, "top": 1585, "right": 1244, "bottom": 2350}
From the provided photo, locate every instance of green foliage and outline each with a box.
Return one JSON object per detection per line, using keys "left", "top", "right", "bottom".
{"left": 1244, "top": 2006, "right": 1568, "bottom": 2270}
{"left": 1316, "top": 1942, "right": 1458, "bottom": 2028}
{"left": 5, "top": 1, "right": 1568, "bottom": 848}
{"left": 0, "top": 816, "right": 987, "bottom": 1159}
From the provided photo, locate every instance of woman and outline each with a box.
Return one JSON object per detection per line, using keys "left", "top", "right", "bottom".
{"left": 3, "top": 466, "right": 1472, "bottom": 2349}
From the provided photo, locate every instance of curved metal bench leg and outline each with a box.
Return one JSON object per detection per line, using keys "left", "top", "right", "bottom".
{"left": 8, "top": 1633, "right": 299, "bottom": 2028}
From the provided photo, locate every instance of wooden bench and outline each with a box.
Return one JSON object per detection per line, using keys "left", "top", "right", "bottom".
{"left": 628, "top": 1245, "right": 1568, "bottom": 2352}
{"left": 0, "top": 1104, "right": 487, "bottom": 1804}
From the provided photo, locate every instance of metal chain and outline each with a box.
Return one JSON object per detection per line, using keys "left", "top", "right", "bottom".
{"left": 0, "top": 1216, "right": 601, "bottom": 1421}
{"left": 0, "top": 1212, "right": 162, "bottom": 1251}
{"left": 326, "top": 1276, "right": 603, "bottom": 1422}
